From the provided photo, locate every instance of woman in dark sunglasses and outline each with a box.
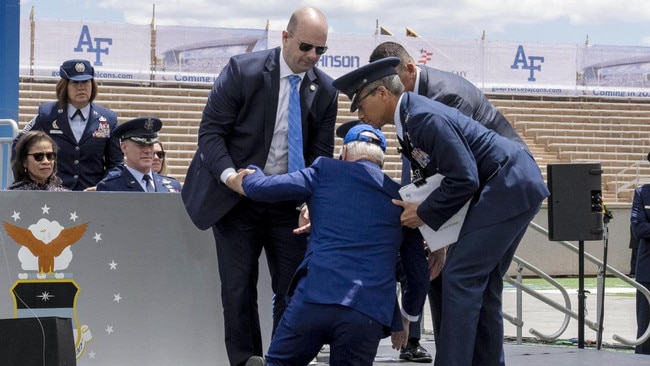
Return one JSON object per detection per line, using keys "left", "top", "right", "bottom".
{"left": 152, "top": 141, "right": 168, "bottom": 175}
{"left": 151, "top": 141, "right": 182, "bottom": 191}
{"left": 8, "top": 131, "right": 67, "bottom": 191}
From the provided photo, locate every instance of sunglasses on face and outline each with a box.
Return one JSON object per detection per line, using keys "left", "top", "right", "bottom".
{"left": 28, "top": 152, "right": 57, "bottom": 162}
{"left": 288, "top": 32, "right": 328, "bottom": 55}
{"left": 354, "top": 87, "right": 379, "bottom": 111}
{"left": 154, "top": 151, "right": 166, "bottom": 158}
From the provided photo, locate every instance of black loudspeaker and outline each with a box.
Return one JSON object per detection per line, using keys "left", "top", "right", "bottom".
{"left": 547, "top": 163, "right": 604, "bottom": 241}
{"left": 0, "top": 317, "right": 76, "bottom": 366}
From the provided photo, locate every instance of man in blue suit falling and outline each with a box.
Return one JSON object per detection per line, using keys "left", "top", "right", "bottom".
{"left": 332, "top": 57, "right": 549, "bottom": 366}
{"left": 231, "top": 124, "right": 427, "bottom": 366}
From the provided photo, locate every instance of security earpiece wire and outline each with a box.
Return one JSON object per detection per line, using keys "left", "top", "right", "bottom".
{"left": 0, "top": 231, "right": 47, "bottom": 366}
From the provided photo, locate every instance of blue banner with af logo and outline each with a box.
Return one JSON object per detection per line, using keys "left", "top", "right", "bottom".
{"left": 0, "top": 191, "right": 274, "bottom": 365}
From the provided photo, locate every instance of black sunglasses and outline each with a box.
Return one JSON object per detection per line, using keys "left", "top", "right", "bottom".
{"left": 28, "top": 152, "right": 57, "bottom": 162}
{"left": 154, "top": 151, "right": 166, "bottom": 158}
{"left": 288, "top": 32, "right": 328, "bottom": 55}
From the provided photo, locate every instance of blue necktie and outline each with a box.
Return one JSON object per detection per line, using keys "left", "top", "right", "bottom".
{"left": 287, "top": 75, "right": 305, "bottom": 172}
{"left": 143, "top": 174, "right": 154, "bottom": 192}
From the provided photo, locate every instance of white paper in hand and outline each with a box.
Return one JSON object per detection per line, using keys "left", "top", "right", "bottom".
{"left": 398, "top": 174, "right": 470, "bottom": 251}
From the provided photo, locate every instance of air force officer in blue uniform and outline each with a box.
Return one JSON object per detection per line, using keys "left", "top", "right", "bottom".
{"left": 236, "top": 124, "right": 427, "bottom": 366}
{"left": 96, "top": 117, "right": 181, "bottom": 193}
{"left": 13, "top": 59, "right": 123, "bottom": 191}
{"left": 631, "top": 179, "right": 650, "bottom": 354}
{"left": 333, "top": 58, "right": 550, "bottom": 366}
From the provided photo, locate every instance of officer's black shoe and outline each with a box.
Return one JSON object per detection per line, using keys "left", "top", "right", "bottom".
{"left": 245, "top": 356, "right": 267, "bottom": 366}
{"left": 399, "top": 340, "right": 433, "bottom": 363}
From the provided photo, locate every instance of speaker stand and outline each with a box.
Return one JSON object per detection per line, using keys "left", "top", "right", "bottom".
{"left": 578, "top": 240, "right": 585, "bottom": 349}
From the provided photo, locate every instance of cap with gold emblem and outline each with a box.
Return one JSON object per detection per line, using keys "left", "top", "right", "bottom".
{"left": 59, "top": 59, "right": 95, "bottom": 81}
{"left": 113, "top": 117, "right": 163, "bottom": 145}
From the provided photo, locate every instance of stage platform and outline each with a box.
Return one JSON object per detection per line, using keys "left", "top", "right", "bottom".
{"left": 313, "top": 283, "right": 650, "bottom": 365}
{"left": 314, "top": 338, "right": 647, "bottom": 365}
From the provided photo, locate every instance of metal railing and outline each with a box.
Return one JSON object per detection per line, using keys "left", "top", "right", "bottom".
{"left": 503, "top": 221, "right": 650, "bottom": 347}
{"left": 613, "top": 161, "right": 650, "bottom": 203}
{"left": 0, "top": 119, "right": 18, "bottom": 189}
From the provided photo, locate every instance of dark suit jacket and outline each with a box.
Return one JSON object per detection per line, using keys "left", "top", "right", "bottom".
{"left": 96, "top": 165, "right": 180, "bottom": 192}
{"left": 182, "top": 47, "right": 338, "bottom": 230}
{"left": 631, "top": 185, "right": 650, "bottom": 282}
{"left": 14, "top": 101, "right": 123, "bottom": 190}
{"left": 418, "top": 65, "right": 527, "bottom": 148}
{"left": 398, "top": 92, "right": 549, "bottom": 234}
{"left": 243, "top": 157, "right": 426, "bottom": 326}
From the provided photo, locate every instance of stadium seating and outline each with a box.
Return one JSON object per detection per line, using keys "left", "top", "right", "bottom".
{"left": 17, "top": 77, "right": 650, "bottom": 202}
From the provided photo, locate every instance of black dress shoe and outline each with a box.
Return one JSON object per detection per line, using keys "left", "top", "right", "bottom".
{"left": 399, "top": 341, "right": 432, "bottom": 363}
{"left": 245, "top": 356, "right": 266, "bottom": 366}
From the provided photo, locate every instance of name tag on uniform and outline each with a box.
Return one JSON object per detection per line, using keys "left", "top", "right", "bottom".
{"left": 645, "top": 206, "right": 650, "bottom": 209}
{"left": 49, "top": 130, "right": 63, "bottom": 134}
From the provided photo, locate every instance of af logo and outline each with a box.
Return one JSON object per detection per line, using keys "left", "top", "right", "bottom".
{"left": 511, "top": 45, "right": 545, "bottom": 82}
{"left": 74, "top": 25, "right": 113, "bottom": 66}
{"left": 2, "top": 204, "right": 99, "bottom": 361}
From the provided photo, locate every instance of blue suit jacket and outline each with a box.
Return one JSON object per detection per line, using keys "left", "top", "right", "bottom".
{"left": 399, "top": 92, "right": 549, "bottom": 234}
{"left": 14, "top": 101, "right": 123, "bottom": 190}
{"left": 243, "top": 157, "right": 421, "bottom": 326}
{"left": 96, "top": 165, "right": 181, "bottom": 192}
{"left": 631, "top": 185, "right": 650, "bottom": 282}
{"left": 181, "top": 47, "right": 339, "bottom": 230}
{"left": 418, "top": 65, "right": 526, "bottom": 148}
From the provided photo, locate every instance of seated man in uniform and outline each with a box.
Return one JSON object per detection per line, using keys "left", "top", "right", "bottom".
{"left": 96, "top": 117, "right": 181, "bottom": 192}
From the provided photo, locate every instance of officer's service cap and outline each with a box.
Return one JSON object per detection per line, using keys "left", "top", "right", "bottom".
{"left": 343, "top": 123, "right": 387, "bottom": 152}
{"left": 114, "top": 117, "right": 162, "bottom": 145}
{"left": 332, "top": 57, "right": 400, "bottom": 112}
{"left": 59, "top": 59, "right": 95, "bottom": 81}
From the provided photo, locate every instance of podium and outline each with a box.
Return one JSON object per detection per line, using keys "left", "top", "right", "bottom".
{"left": 0, "top": 317, "right": 76, "bottom": 365}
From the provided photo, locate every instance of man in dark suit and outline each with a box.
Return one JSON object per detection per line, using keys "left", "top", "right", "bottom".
{"left": 180, "top": 7, "right": 338, "bottom": 366}
{"left": 631, "top": 181, "right": 650, "bottom": 354}
{"left": 96, "top": 117, "right": 180, "bottom": 193}
{"left": 13, "top": 59, "right": 123, "bottom": 191}
{"left": 236, "top": 124, "right": 427, "bottom": 366}
{"left": 333, "top": 57, "right": 549, "bottom": 366}
{"left": 366, "top": 40, "right": 530, "bottom": 362}
{"left": 369, "top": 41, "right": 527, "bottom": 149}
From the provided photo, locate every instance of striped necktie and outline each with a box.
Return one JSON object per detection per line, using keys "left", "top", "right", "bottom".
{"left": 287, "top": 75, "right": 305, "bottom": 172}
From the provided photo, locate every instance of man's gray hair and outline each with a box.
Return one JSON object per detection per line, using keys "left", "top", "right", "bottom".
{"left": 344, "top": 140, "right": 385, "bottom": 168}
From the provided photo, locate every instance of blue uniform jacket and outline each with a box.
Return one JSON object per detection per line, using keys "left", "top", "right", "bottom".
{"left": 96, "top": 165, "right": 181, "bottom": 192}
{"left": 14, "top": 101, "right": 123, "bottom": 190}
{"left": 181, "top": 47, "right": 339, "bottom": 230}
{"left": 631, "top": 185, "right": 650, "bottom": 283}
{"left": 243, "top": 157, "right": 416, "bottom": 327}
{"left": 399, "top": 93, "right": 549, "bottom": 235}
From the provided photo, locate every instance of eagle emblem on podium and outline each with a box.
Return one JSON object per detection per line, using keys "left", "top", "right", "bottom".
{"left": 2, "top": 216, "right": 93, "bottom": 360}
